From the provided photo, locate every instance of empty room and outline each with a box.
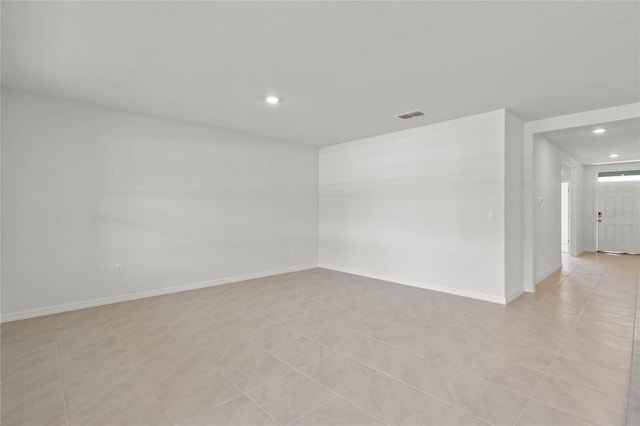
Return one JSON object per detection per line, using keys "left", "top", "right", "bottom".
{"left": 1, "top": 1, "right": 639, "bottom": 426}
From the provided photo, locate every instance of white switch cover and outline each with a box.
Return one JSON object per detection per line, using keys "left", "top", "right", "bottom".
{"left": 487, "top": 211, "right": 494, "bottom": 221}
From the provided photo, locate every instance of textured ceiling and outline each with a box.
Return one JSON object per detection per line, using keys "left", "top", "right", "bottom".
{"left": 2, "top": 1, "right": 639, "bottom": 146}
{"left": 543, "top": 118, "right": 640, "bottom": 165}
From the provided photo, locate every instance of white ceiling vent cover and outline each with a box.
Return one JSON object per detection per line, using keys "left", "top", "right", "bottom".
{"left": 396, "top": 110, "right": 426, "bottom": 120}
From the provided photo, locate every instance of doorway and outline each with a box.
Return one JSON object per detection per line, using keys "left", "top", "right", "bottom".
{"left": 561, "top": 181, "right": 570, "bottom": 253}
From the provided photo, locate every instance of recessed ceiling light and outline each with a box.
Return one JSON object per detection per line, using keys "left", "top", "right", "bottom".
{"left": 592, "top": 128, "right": 606, "bottom": 134}
{"left": 609, "top": 153, "right": 619, "bottom": 158}
{"left": 266, "top": 96, "right": 280, "bottom": 105}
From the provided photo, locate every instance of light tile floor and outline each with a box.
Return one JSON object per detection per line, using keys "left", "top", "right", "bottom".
{"left": 1, "top": 252, "right": 638, "bottom": 426}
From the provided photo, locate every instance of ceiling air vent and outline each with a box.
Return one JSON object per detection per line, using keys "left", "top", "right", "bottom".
{"left": 396, "top": 110, "right": 425, "bottom": 120}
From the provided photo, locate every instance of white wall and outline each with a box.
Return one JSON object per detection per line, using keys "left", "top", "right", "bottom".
{"left": 533, "top": 135, "right": 562, "bottom": 282}
{"left": 1, "top": 89, "right": 319, "bottom": 319}
{"left": 504, "top": 111, "right": 524, "bottom": 301}
{"left": 583, "top": 161, "right": 640, "bottom": 251}
{"left": 533, "top": 135, "right": 585, "bottom": 281}
{"left": 319, "top": 110, "right": 514, "bottom": 303}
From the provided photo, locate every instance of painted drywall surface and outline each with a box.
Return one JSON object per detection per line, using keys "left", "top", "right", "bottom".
{"left": 583, "top": 161, "right": 640, "bottom": 251}
{"left": 504, "top": 111, "right": 524, "bottom": 300}
{"left": 533, "top": 135, "right": 563, "bottom": 282}
{"left": 319, "top": 110, "right": 507, "bottom": 302}
{"left": 1, "top": 89, "right": 318, "bottom": 317}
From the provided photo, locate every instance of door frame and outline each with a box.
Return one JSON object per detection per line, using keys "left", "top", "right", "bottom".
{"left": 560, "top": 180, "right": 571, "bottom": 254}
{"left": 594, "top": 169, "right": 640, "bottom": 254}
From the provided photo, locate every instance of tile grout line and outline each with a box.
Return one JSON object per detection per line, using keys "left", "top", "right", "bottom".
{"left": 512, "top": 261, "right": 611, "bottom": 426}
{"left": 510, "top": 323, "right": 568, "bottom": 425}
{"left": 241, "top": 338, "right": 384, "bottom": 425}
{"left": 100, "top": 306, "right": 175, "bottom": 425}
{"left": 217, "top": 370, "right": 288, "bottom": 426}
{"left": 50, "top": 316, "right": 71, "bottom": 426}
{"left": 238, "top": 331, "right": 437, "bottom": 425}
{"left": 263, "top": 319, "right": 493, "bottom": 426}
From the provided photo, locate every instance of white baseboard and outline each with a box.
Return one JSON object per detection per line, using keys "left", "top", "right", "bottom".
{"left": 319, "top": 263, "right": 507, "bottom": 305}
{"left": 505, "top": 288, "right": 524, "bottom": 304}
{"left": 1, "top": 264, "right": 318, "bottom": 323}
{"left": 534, "top": 263, "right": 563, "bottom": 285}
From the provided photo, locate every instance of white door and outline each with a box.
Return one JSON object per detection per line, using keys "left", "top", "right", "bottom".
{"left": 597, "top": 180, "right": 640, "bottom": 254}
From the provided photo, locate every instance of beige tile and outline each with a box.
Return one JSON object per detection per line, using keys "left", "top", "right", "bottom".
{"left": 559, "top": 336, "right": 631, "bottom": 373}
{"left": 286, "top": 297, "right": 328, "bottom": 314}
{"left": 584, "top": 300, "right": 635, "bottom": 315}
{"left": 482, "top": 338, "right": 556, "bottom": 372}
{"left": 402, "top": 395, "right": 490, "bottom": 426}
{"left": 113, "top": 317, "right": 173, "bottom": 345}
{"left": 546, "top": 355, "right": 630, "bottom": 394}
{"left": 153, "top": 369, "right": 241, "bottom": 423}
{"left": 440, "top": 374, "right": 528, "bottom": 426}
{"left": 247, "top": 371, "right": 335, "bottom": 425}
{"left": 220, "top": 346, "right": 294, "bottom": 392}
{"left": 367, "top": 323, "right": 442, "bottom": 355}
{"left": 315, "top": 307, "right": 393, "bottom": 336}
{"left": 565, "top": 327, "right": 633, "bottom": 353}
{"left": 502, "top": 321, "right": 567, "bottom": 352}
{"left": 1, "top": 345, "right": 59, "bottom": 382}
{"left": 214, "top": 337, "right": 263, "bottom": 368}
{"left": 517, "top": 311, "right": 575, "bottom": 331}
{"left": 135, "top": 342, "right": 211, "bottom": 388}
{"left": 1, "top": 365, "right": 66, "bottom": 426}
{"left": 246, "top": 323, "right": 301, "bottom": 350}
{"left": 0, "top": 380, "right": 67, "bottom": 426}
{"left": 68, "top": 390, "right": 171, "bottom": 426}
{"left": 53, "top": 307, "right": 108, "bottom": 331}
{"left": 1, "top": 316, "right": 53, "bottom": 340}
{"left": 341, "top": 336, "right": 406, "bottom": 373}
{"left": 420, "top": 335, "right": 482, "bottom": 370}
{"left": 178, "top": 395, "right": 277, "bottom": 426}
{"left": 532, "top": 375, "right": 627, "bottom": 425}
{"left": 302, "top": 352, "right": 374, "bottom": 394}
{"left": 292, "top": 397, "right": 384, "bottom": 426}
{"left": 270, "top": 336, "right": 333, "bottom": 368}
{"left": 1, "top": 259, "right": 636, "bottom": 426}
{"left": 280, "top": 316, "right": 340, "bottom": 340}
{"left": 213, "top": 315, "right": 274, "bottom": 335}
{"left": 56, "top": 323, "right": 124, "bottom": 365}
{"left": 579, "top": 309, "right": 635, "bottom": 326}
{"left": 1, "top": 327, "right": 56, "bottom": 356}
{"left": 516, "top": 400, "right": 594, "bottom": 426}
{"left": 465, "top": 353, "right": 544, "bottom": 397}
{"left": 64, "top": 364, "right": 154, "bottom": 425}
{"left": 628, "top": 377, "right": 640, "bottom": 426}
{"left": 341, "top": 373, "right": 427, "bottom": 425}
{"left": 589, "top": 294, "right": 636, "bottom": 308}
{"left": 261, "top": 304, "right": 304, "bottom": 323}
{"left": 59, "top": 347, "right": 133, "bottom": 382}
{"left": 384, "top": 353, "right": 458, "bottom": 396}
{"left": 572, "top": 316, "right": 634, "bottom": 339}
{"left": 121, "top": 326, "right": 177, "bottom": 359}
